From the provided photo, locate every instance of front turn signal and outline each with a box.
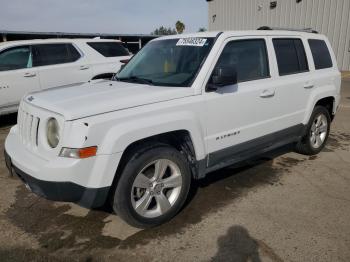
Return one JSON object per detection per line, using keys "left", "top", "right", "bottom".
{"left": 59, "top": 146, "right": 97, "bottom": 159}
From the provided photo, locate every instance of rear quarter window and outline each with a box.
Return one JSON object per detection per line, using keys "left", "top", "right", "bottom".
{"left": 87, "top": 42, "right": 129, "bottom": 57}
{"left": 308, "top": 39, "right": 333, "bottom": 70}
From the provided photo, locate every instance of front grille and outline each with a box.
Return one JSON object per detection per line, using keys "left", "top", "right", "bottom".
{"left": 18, "top": 108, "right": 40, "bottom": 148}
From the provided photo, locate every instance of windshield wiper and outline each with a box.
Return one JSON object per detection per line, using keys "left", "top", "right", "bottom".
{"left": 117, "top": 76, "right": 154, "bottom": 85}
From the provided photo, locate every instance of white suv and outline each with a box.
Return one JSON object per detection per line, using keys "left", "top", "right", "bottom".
{"left": 4, "top": 30, "right": 341, "bottom": 228}
{"left": 0, "top": 38, "right": 131, "bottom": 115}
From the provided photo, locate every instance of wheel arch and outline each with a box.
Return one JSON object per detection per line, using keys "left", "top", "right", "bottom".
{"left": 314, "top": 96, "right": 335, "bottom": 121}
{"left": 118, "top": 130, "right": 197, "bottom": 173}
{"left": 108, "top": 130, "right": 202, "bottom": 200}
{"left": 303, "top": 85, "right": 337, "bottom": 124}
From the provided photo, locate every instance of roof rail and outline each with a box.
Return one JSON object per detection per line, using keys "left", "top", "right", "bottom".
{"left": 257, "top": 26, "right": 318, "bottom": 34}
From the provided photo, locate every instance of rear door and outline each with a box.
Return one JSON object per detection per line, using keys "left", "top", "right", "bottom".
{"left": 306, "top": 38, "right": 340, "bottom": 114}
{"left": 269, "top": 36, "right": 313, "bottom": 127}
{"left": 0, "top": 45, "right": 40, "bottom": 110}
{"left": 33, "top": 43, "right": 91, "bottom": 89}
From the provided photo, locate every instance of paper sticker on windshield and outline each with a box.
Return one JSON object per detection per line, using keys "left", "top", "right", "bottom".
{"left": 176, "top": 38, "right": 207, "bottom": 47}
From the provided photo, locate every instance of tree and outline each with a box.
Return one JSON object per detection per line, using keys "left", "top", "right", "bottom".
{"left": 151, "top": 26, "right": 177, "bottom": 36}
{"left": 175, "top": 20, "right": 185, "bottom": 34}
{"left": 198, "top": 27, "right": 207, "bottom": 32}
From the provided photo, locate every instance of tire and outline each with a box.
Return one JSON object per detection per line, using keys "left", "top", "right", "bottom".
{"left": 112, "top": 144, "right": 191, "bottom": 228}
{"left": 295, "top": 106, "right": 331, "bottom": 155}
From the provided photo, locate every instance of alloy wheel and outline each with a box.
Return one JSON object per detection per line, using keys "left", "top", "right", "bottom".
{"left": 131, "top": 159, "right": 183, "bottom": 218}
{"left": 310, "top": 113, "right": 328, "bottom": 149}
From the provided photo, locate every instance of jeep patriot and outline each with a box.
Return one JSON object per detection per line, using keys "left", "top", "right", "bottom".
{"left": 5, "top": 30, "right": 341, "bottom": 228}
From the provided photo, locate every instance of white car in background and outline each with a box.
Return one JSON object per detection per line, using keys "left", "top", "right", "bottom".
{"left": 0, "top": 38, "right": 131, "bottom": 115}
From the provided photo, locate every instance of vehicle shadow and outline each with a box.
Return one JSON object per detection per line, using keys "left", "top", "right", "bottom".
{"left": 5, "top": 143, "right": 305, "bottom": 255}
{"left": 114, "top": 144, "right": 299, "bottom": 248}
{"left": 200, "top": 145, "right": 293, "bottom": 186}
{"left": 99, "top": 144, "right": 294, "bottom": 215}
{"left": 0, "top": 113, "right": 17, "bottom": 128}
{"left": 4, "top": 130, "right": 348, "bottom": 258}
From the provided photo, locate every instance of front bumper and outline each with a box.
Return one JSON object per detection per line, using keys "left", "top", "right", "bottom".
{"left": 4, "top": 127, "right": 123, "bottom": 208}
{"left": 4, "top": 149, "right": 110, "bottom": 208}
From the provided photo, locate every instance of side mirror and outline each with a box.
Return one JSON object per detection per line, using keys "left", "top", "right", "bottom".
{"left": 120, "top": 58, "right": 130, "bottom": 64}
{"left": 120, "top": 64, "right": 126, "bottom": 70}
{"left": 208, "top": 65, "right": 237, "bottom": 90}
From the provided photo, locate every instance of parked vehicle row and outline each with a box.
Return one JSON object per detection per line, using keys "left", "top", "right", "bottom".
{"left": 0, "top": 38, "right": 131, "bottom": 115}
{"left": 4, "top": 30, "right": 341, "bottom": 228}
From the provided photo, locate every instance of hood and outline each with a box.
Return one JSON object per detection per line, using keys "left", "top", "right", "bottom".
{"left": 25, "top": 80, "right": 195, "bottom": 120}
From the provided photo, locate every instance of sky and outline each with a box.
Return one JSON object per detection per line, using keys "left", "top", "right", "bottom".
{"left": 0, "top": 0, "right": 208, "bottom": 35}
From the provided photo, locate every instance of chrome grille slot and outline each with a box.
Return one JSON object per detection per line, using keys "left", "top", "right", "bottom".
{"left": 35, "top": 118, "right": 40, "bottom": 146}
{"left": 18, "top": 108, "right": 40, "bottom": 148}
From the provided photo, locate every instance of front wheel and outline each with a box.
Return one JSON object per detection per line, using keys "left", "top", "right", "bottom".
{"left": 112, "top": 145, "right": 191, "bottom": 228}
{"left": 295, "top": 106, "right": 331, "bottom": 155}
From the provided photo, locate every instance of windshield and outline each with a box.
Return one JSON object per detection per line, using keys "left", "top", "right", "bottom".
{"left": 116, "top": 37, "right": 215, "bottom": 87}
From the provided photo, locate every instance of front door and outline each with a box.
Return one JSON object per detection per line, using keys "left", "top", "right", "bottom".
{"left": 204, "top": 37, "right": 284, "bottom": 167}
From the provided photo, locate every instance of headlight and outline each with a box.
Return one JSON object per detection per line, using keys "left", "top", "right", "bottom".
{"left": 46, "top": 118, "right": 60, "bottom": 148}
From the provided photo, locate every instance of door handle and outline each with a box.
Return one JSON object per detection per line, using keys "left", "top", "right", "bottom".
{"left": 304, "top": 84, "right": 314, "bottom": 89}
{"left": 260, "top": 89, "right": 275, "bottom": 98}
{"left": 80, "top": 65, "right": 90, "bottom": 70}
{"left": 23, "top": 72, "right": 36, "bottom": 78}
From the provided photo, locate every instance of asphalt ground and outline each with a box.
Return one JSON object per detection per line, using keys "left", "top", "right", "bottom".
{"left": 0, "top": 74, "right": 349, "bottom": 262}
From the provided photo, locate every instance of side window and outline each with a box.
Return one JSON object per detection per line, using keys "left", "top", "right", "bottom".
{"left": 87, "top": 42, "right": 130, "bottom": 57}
{"left": 67, "top": 44, "right": 81, "bottom": 62}
{"left": 308, "top": 39, "right": 333, "bottom": 69}
{"left": 33, "top": 44, "right": 80, "bottom": 66}
{"left": 273, "top": 38, "right": 309, "bottom": 76}
{"left": 0, "top": 46, "right": 32, "bottom": 71}
{"left": 215, "top": 39, "right": 270, "bottom": 83}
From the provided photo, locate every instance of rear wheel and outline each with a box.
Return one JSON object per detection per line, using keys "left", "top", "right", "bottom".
{"left": 112, "top": 145, "right": 191, "bottom": 228}
{"left": 295, "top": 106, "right": 331, "bottom": 155}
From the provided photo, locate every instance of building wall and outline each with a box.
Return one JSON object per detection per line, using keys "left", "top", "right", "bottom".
{"left": 208, "top": 0, "right": 350, "bottom": 71}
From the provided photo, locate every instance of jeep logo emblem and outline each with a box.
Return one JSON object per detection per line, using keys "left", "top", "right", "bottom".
{"left": 27, "top": 96, "right": 34, "bottom": 102}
